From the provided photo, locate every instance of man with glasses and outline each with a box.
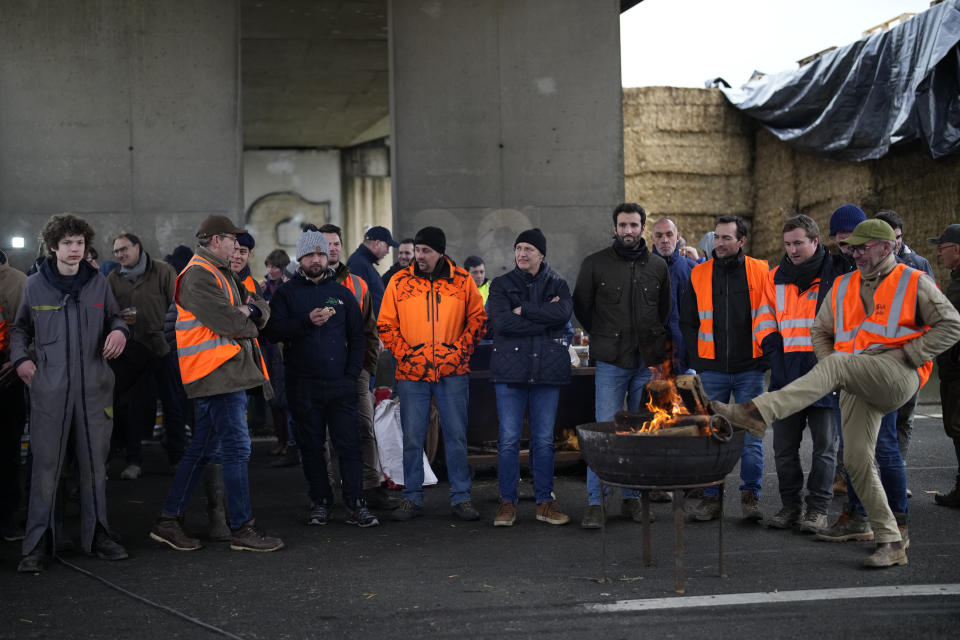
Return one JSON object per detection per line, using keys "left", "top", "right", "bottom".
{"left": 151, "top": 215, "right": 283, "bottom": 553}
{"left": 711, "top": 219, "right": 960, "bottom": 568}
{"left": 106, "top": 232, "right": 180, "bottom": 478}
{"left": 928, "top": 224, "right": 960, "bottom": 507}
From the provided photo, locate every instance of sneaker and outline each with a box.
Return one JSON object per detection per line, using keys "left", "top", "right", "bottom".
{"left": 451, "top": 500, "right": 480, "bottom": 521}
{"left": 765, "top": 504, "right": 802, "bottom": 529}
{"left": 536, "top": 500, "right": 570, "bottom": 525}
{"left": 150, "top": 517, "right": 203, "bottom": 551}
{"left": 120, "top": 464, "right": 141, "bottom": 480}
{"left": 230, "top": 519, "right": 284, "bottom": 552}
{"left": 307, "top": 503, "right": 329, "bottom": 526}
{"left": 647, "top": 490, "right": 673, "bottom": 503}
{"left": 494, "top": 501, "right": 517, "bottom": 527}
{"left": 580, "top": 504, "right": 604, "bottom": 529}
{"left": 391, "top": 499, "right": 422, "bottom": 522}
{"left": 741, "top": 491, "right": 762, "bottom": 522}
{"left": 692, "top": 496, "right": 722, "bottom": 522}
{"left": 346, "top": 503, "right": 380, "bottom": 528}
{"left": 621, "top": 498, "right": 655, "bottom": 523}
{"left": 815, "top": 508, "right": 874, "bottom": 542}
{"left": 934, "top": 475, "right": 960, "bottom": 507}
{"left": 92, "top": 525, "right": 129, "bottom": 561}
{"left": 832, "top": 472, "right": 848, "bottom": 496}
{"left": 797, "top": 508, "right": 828, "bottom": 534}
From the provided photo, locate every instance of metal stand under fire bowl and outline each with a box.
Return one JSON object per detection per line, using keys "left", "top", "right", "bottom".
{"left": 598, "top": 478, "right": 726, "bottom": 595}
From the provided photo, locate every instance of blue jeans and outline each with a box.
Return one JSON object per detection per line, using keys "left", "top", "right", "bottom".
{"left": 397, "top": 375, "right": 471, "bottom": 506}
{"left": 586, "top": 360, "right": 652, "bottom": 504}
{"left": 840, "top": 409, "right": 907, "bottom": 516}
{"left": 495, "top": 384, "right": 560, "bottom": 504}
{"left": 772, "top": 406, "right": 838, "bottom": 513}
{"left": 162, "top": 391, "right": 252, "bottom": 529}
{"left": 699, "top": 369, "right": 765, "bottom": 498}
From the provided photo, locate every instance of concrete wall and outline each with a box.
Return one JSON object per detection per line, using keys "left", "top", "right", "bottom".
{"left": 0, "top": 0, "right": 241, "bottom": 272}
{"left": 389, "top": 0, "right": 624, "bottom": 283}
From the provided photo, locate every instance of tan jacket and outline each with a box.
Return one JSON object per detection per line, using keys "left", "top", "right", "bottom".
{"left": 812, "top": 253, "right": 960, "bottom": 368}
{"left": 176, "top": 246, "right": 272, "bottom": 399}
{"left": 107, "top": 253, "right": 176, "bottom": 357}
{"left": 0, "top": 251, "right": 27, "bottom": 355}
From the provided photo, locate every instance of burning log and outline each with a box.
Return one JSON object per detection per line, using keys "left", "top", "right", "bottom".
{"left": 615, "top": 413, "right": 711, "bottom": 436}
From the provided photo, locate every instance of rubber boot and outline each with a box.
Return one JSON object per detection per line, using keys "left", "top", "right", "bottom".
{"left": 204, "top": 464, "right": 231, "bottom": 542}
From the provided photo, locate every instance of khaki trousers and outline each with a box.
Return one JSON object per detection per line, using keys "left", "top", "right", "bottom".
{"left": 752, "top": 351, "right": 919, "bottom": 543}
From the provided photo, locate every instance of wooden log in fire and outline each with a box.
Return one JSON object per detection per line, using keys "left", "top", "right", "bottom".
{"left": 614, "top": 413, "right": 711, "bottom": 436}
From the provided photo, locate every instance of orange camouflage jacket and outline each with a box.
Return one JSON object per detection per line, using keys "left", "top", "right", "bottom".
{"left": 377, "top": 256, "right": 487, "bottom": 382}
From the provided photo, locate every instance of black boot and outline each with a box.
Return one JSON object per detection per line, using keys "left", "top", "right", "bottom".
{"left": 934, "top": 473, "right": 960, "bottom": 507}
{"left": 92, "top": 524, "right": 129, "bottom": 561}
{"left": 204, "top": 464, "right": 231, "bottom": 541}
{"left": 17, "top": 534, "right": 49, "bottom": 573}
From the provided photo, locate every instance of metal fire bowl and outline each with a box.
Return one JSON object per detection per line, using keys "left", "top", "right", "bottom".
{"left": 576, "top": 421, "right": 745, "bottom": 487}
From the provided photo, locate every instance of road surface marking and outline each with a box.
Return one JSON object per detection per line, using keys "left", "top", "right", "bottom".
{"left": 585, "top": 584, "right": 960, "bottom": 612}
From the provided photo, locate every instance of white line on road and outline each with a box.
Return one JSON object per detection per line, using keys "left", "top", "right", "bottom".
{"left": 585, "top": 584, "right": 960, "bottom": 613}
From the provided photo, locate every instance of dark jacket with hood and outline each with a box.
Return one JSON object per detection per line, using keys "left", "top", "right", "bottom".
{"left": 937, "top": 266, "right": 960, "bottom": 382}
{"left": 680, "top": 249, "right": 767, "bottom": 373}
{"left": 263, "top": 268, "right": 365, "bottom": 382}
{"left": 760, "top": 244, "right": 839, "bottom": 408}
{"left": 346, "top": 243, "right": 386, "bottom": 318}
{"left": 573, "top": 239, "right": 671, "bottom": 370}
{"left": 489, "top": 262, "right": 572, "bottom": 386}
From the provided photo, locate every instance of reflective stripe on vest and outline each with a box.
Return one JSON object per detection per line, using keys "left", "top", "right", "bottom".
{"left": 0, "top": 305, "right": 7, "bottom": 354}
{"left": 174, "top": 255, "right": 243, "bottom": 385}
{"left": 831, "top": 263, "right": 932, "bottom": 387}
{"left": 756, "top": 266, "right": 820, "bottom": 353}
{"left": 691, "top": 255, "right": 770, "bottom": 359}
{"left": 342, "top": 272, "right": 366, "bottom": 311}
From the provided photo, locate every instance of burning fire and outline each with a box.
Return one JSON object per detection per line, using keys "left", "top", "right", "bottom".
{"left": 614, "top": 363, "right": 711, "bottom": 436}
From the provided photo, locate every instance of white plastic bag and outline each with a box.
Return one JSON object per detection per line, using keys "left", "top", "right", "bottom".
{"left": 373, "top": 398, "right": 437, "bottom": 486}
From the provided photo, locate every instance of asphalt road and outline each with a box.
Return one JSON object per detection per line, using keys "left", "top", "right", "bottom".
{"left": 1, "top": 406, "right": 959, "bottom": 639}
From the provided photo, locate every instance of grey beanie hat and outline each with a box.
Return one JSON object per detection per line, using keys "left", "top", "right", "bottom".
{"left": 296, "top": 231, "right": 330, "bottom": 261}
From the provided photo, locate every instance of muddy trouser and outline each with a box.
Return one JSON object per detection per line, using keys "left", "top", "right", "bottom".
{"left": 752, "top": 351, "right": 919, "bottom": 544}
{"left": 23, "top": 399, "right": 112, "bottom": 556}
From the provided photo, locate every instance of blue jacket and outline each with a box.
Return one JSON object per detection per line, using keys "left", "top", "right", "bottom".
{"left": 263, "top": 271, "right": 365, "bottom": 380}
{"left": 760, "top": 247, "right": 840, "bottom": 408}
{"left": 346, "top": 243, "right": 386, "bottom": 318}
{"left": 652, "top": 246, "right": 696, "bottom": 372}
{"left": 488, "top": 263, "right": 573, "bottom": 386}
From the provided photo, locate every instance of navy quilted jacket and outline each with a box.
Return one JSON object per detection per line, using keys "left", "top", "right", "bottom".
{"left": 488, "top": 263, "right": 572, "bottom": 385}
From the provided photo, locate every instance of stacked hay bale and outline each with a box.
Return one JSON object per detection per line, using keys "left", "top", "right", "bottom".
{"left": 622, "top": 87, "right": 755, "bottom": 258}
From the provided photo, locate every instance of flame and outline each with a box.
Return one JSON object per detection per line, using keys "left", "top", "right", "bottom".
{"left": 637, "top": 361, "right": 690, "bottom": 433}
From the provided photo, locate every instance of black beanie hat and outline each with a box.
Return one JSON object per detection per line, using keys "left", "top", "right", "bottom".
{"left": 515, "top": 228, "right": 547, "bottom": 256}
{"left": 414, "top": 226, "right": 446, "bottom": 255}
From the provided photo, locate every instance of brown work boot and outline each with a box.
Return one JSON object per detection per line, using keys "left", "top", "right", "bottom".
{"left": 493, "top": 501, "right": 517, "bottom": 527}
{"left": 230, "top": 519, "right": 284, "bottom": 552}
{"left": 832, "top": 472, "right": 848, "bottom": 496}
{"left": 536, "top": 500, "right": 570, "bottom": 525}
{"left": 815, "top": 507, "right": 874, "bottom": 542}
{"left": 863, "top": 541, "right": 907, "bottom": 568}
{"left": 708, "top": 401, "right": 767, "bottom": 438}
{"left": 741, "top": 491, "right": 763, "bottom": 522}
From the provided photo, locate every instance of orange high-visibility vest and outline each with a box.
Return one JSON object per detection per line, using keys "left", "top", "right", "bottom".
{"left": 754, "top": 266, "right": 820, "bottom": 353}
{"left": 340, "top": 272, "right": 366, "bottom": 311}
{"left": 175, "top": 255, "right": 268, "bottom": 385}
{"left": 831, "top": 263, "right": 932, "bottom": 387}
{"left": 690, "top": 255, "right": 771, "bottom": 359}
{"left": 240, "top": 274, "right": 257, "bottom": 296}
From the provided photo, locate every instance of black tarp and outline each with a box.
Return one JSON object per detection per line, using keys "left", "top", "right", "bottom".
{"left": 721, "top": 0, "right": 960, "bottom": 161}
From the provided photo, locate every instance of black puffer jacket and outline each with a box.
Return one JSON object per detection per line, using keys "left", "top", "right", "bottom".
{"left": 489, "top": 263, "right": 572, "bottom": 385}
